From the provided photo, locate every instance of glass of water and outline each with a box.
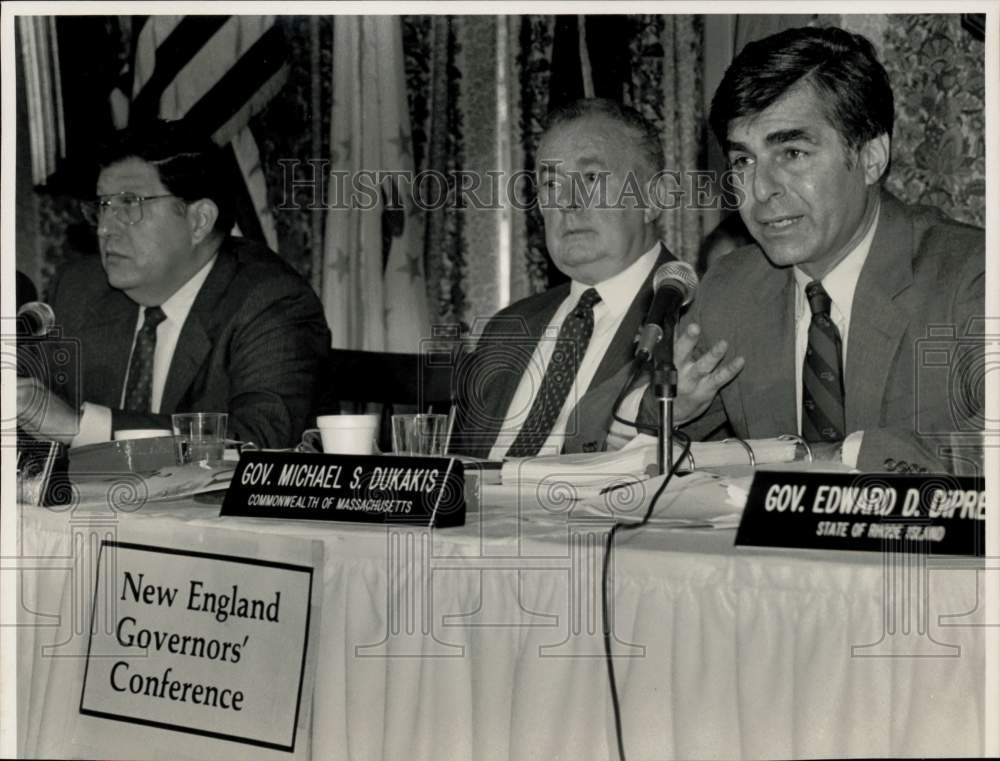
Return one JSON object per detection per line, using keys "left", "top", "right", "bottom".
{"left": 171, "top": 412, "right": 228, "bottom": 466}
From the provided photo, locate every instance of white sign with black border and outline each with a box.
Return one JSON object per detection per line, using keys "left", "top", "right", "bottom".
{"left": 80, "top": 541, "right": 314, "bottom": 753}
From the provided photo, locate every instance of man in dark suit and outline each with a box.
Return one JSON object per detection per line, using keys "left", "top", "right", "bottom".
{"left": 669, "top": 26, "right": 985, "bottom": 472}
{"left": 16, "top": 121, "right": 330, "bottom": 449}
{"left": 452, "top": 99, "right": 743, "bottom": 459}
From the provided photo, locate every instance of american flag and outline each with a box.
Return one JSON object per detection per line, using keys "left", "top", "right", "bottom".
{"left": 112, "top": 15, "right": 288, "bottom": 250}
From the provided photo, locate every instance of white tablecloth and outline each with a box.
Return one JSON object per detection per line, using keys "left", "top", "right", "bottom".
{"left": 16, "top": 486, "right": 986, "bottom": 760}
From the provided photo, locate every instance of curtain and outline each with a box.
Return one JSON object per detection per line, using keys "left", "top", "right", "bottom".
{"left": 21, "top": 13, "right": 987, "bottom": 311}
{"left": 321, "top": 16, "right": 431, "bottom": 352}
{"left": 876, "top": 14, "right": 986, "bottom": 227}
{"left": 627, "top": 15, "right": 705, "bottom": 266}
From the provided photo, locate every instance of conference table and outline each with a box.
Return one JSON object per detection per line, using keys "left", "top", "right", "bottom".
{"left": 15, "top": 477, "right": 987, "bottom": 760}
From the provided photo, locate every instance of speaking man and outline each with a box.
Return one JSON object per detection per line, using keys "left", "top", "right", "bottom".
{"left": 673, "top": 26, "right": 985, "bottom": 472}
{"left": 17, "top": 121, "right": 331, "bottom": 449}
{"left": 451, "top": 98, "right": 744, "bottom": 458}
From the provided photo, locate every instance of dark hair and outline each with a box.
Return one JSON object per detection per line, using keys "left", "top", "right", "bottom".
{"left": 543, "top": 98, "right": 665, "bottom": 176}
{"left": 96, "top": 120, "right": 234, "bottom": 234}
{"left": 709, "top": 27, "right": 894, "bottom": 155}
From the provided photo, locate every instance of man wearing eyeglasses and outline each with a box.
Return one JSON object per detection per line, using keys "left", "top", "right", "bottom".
{"left": 16, "top": 120, "right": 331, "bottom": 449}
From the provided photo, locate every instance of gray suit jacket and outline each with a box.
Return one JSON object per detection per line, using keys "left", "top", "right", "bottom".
{"left": 451, "top": 245, "right": 676, "bottom": 459}
{"left": 674, "top": 191, "right": 984, "bottom": 472}
{"left": 47, "top": 237, "right": 331, "bottom": 449}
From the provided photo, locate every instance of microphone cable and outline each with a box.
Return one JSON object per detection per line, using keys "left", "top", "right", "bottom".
{"left": 610, "top": 363, "right": 659, "bottom": 437}
{"left": 601, "top": 422, "right": 691, "bottom": 761}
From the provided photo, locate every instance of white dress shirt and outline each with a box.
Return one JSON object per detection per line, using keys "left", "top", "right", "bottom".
{"left": 72, "top": 256, "right": 217, "bottom": 446}
{"left": 793, "top": 202, "right": 880, "bottom": 466}
{"left": 488, "top": 244, "right": 660, "bottom": 460}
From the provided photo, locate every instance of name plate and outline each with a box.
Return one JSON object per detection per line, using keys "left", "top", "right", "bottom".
{"left": 735, "top": 470, "right": 985, "bottom": 556}
{"left": 221, "top": 451, "right": 466, "bottom": 527}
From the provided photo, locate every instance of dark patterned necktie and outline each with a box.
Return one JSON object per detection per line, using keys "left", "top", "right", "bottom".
{"left": 505, "top": 288, "right": 602, "bottom": 458}
{"left": 123, "top": 306, "right": 166, "bottom": 412}
{"left": 802, "top": 281, "right": 845, "bottom": 442}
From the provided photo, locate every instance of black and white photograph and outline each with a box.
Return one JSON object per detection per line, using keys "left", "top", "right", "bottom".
{"left": 2, "top": 3, "right": 996, "bottom": 760}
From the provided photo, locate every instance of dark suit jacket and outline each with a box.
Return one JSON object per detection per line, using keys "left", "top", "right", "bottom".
{"left": 451, "top": 245, "right": 676, "bottom": 458}
{"left": 673, "top": 191, "right": 984, "bottom": 472}
{"left": 47, "top": 237, "right": 331, "bottom": 449}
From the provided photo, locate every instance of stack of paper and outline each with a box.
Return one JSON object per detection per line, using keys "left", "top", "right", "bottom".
{"left": 502, "top": 435, "right": 799, "bottom": 489}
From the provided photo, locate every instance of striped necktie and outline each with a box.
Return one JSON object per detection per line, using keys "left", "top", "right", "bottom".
{"left": 801, "top": 281, "right": 845, "bottom": 442}
{"left": 123, "top": 306, "right": 166, "bottom": 412}
{"left": 505, "top": 288, "right": 602, "bottom": 458}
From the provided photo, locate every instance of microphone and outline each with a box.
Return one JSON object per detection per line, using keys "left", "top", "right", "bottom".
{"left": 17, "top": 301, "right": 56, "bottom": 338}
{"left": 634, "top": 262, "right": 698, "bottom": 361}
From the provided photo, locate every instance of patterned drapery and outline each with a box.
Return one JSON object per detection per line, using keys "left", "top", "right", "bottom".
{"left": 880, "top": 14, "right": 986, "bottom": 227}
{"left": 21, "top": 14, "right": 988, "bottom": 317}
{"left": 514, "top": 16, "right": 558, "bottom": 301}
{"left": 627, "top": 14, "right": 705, "bottom": 265}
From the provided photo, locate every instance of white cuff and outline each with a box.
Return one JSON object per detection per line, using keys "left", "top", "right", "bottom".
{"left": 71, "top": 402, "right": 112, "bottom": 448}
{"left": 841, "top": 430, "right": 864, "bottom": 468}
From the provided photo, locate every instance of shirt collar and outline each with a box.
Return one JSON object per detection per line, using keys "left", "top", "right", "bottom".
{"left": 154, "top": 255, "right": 217, "bottom": 324}
{"left": 793, "top": 199, "right": 880, "bottom": 315}
{"left": 570, "top": 243, "right": 661, "bottom": 320}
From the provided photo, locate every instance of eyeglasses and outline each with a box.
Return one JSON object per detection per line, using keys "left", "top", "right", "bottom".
{"left": 80, "top": 192, "right": 179, "bottom": 227}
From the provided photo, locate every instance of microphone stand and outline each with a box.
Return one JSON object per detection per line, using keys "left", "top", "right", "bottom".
{"left": 653, "top": 322, "right": 677, "bottom": 476}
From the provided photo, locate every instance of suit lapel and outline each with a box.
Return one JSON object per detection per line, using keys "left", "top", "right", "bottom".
{"left": 844, "top": 192, "right": 913, "bottom": 432}
{"left": 79, "top": 290, "right": 139, "bottom": 407}
{"left": 565, "top": 244, "right": 675, "bottom": 451}
{"left": 160, "top": 244, "right": 237, "bottom": 413}
{"left": 475, "top": 287, "right": 566, "bottom": 452}
{"left": 586, "top": 243, "right": 672, "bottom": 390}
{"left": 734, "top": 266, "right": 798, "bottom": 437}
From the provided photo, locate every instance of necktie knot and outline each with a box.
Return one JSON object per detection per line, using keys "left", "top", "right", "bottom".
{"left": 805, "top": 281, "right": 831, "bottom": 316}
{"left": 143, "top": 305, "right": 167, "bottom": 331}
{"left": 572, "top": 287, "right": 601, "bottom": 318}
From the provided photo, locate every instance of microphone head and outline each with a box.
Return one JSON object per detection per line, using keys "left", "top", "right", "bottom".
{"left": 652, "top": 261, "right": 698, "bottom": 307}
{"left": 16, "top": 301, "right": 56, "bottom": 338}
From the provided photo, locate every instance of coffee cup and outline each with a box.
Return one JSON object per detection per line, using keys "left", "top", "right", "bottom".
{"left": 300, "top": 414, "right": 380, "bottom": 455}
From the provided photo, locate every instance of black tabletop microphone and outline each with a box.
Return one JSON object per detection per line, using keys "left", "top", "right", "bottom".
{"left": 16, "top": 301, "right": 56, "bottom": 338}
{"left": 634, "top": 261, "right": 698, "bottom": 361}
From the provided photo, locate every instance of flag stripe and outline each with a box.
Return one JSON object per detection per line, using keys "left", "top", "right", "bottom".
{"left": 181, "top": 25, "right": 287, "bottom": 140}
{"left": 211, "top": 64, "right": 288, "bottom": 146}
{"left": 125, "top": 16, "right": 288, "bottom": 248}
{"left": 131, "top": 15, "right": 180, "bottom": 95}
{"left": 131, "top": 16, "right": 229, "bottom": 122}
{"left": 160, "top": 17, "right": 273, "bottom": 120}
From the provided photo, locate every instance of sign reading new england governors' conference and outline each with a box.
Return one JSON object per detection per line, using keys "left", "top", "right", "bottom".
{"left": 80, "top": 542, "right": 314, "bottom": 752}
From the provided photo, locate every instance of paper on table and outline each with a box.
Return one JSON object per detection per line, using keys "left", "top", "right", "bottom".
{"left": 501, "top": 445, "right": 655, "bottom": 489}
{"left": 554, "top": 469, "right": 753, "bottom": 528}
{"left": 503, "top": 435, "right": 799, "bottom": 493}
{"left": 621, "top": 433, "right": 800, "bottom": 469}
{"left": 70, "top": 461, "right": 235, "bottom": 509}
